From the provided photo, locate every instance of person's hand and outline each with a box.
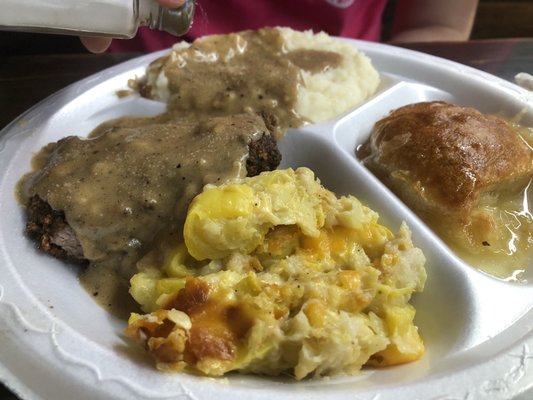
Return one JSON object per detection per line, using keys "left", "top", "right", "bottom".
{"left": 81, "top": 0, "right": 186, "bottom": 53}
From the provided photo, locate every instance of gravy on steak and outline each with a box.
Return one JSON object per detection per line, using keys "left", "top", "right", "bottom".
{"left": 18, "top": 28, "right": 345, "bottom": 316}
{"left": 19, "top": 114, "right": 270, "bottom": 315}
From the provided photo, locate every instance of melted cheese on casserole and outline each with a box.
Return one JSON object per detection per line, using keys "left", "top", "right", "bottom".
{"left": 125, "top": 168, "right": 427, "bottom": 379}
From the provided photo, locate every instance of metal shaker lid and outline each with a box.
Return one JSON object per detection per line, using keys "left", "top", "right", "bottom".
{"left": 154, "top": 0, "right": 195, "bottom": 36}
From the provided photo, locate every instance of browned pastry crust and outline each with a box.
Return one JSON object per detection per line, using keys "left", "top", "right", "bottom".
{"left": 360, "top": 101, "right": 532, "bottom": 246}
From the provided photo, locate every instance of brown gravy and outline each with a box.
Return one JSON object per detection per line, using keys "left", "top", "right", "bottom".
{"left": 286, "top": 49, "right": 343, "bottom": 74}
{"left": 19, "top": 28, "right": 346, "bottom": 317}
{"left": 20, "top": 114, "right": 268, "bottom": 315}
{"left": 146, "top": 28, "right": 343, "bottom": 138}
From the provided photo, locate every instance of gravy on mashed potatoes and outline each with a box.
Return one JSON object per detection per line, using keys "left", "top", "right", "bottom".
{"left": 139, "top": 27, "right": 381, "bottom": 139}
{"left": 126, "top": 168, "right": 427, "bottom": 379}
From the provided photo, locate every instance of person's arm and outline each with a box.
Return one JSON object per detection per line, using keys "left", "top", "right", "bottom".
{"left": 81, "top": 0, "right": 185, "bottom": 53}
{"left": 390, "top": 0, "right": 479, "bottom": 42}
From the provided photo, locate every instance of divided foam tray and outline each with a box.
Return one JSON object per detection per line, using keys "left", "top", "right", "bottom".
{"left": 0, "top": 40, "right": 532, "bottom": 400}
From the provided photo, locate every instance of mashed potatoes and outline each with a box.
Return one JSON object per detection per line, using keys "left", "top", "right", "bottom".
{"left": 126, "top": 168, "right": 426, "bottom": 379}
{"left": 280, "top": 28, "right": 380, "bottom": 124}
{"left": 142, "top": 27, "right": 380, "bottom": 137}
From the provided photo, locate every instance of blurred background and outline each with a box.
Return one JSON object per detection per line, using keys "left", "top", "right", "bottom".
{"left": 381, "top": 0, "right": 533, "bottom": 41}
{"left": 0, "top": 0, "right": 532, "bottom": 56}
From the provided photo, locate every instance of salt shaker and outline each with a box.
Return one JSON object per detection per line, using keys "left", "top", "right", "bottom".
{"left": 0, "top": 0, "right": 195, "bottom": 38}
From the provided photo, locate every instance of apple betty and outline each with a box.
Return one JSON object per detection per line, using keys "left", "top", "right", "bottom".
{"left": 359, "top": 101, "right": 532, "bottom": 281}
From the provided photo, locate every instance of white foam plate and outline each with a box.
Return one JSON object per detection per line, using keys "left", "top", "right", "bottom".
{"left": 0, "top": 40, "right": 532, "bottom": 400}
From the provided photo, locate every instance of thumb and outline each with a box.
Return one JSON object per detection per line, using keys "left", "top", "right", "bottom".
{"left": 80, "top": 37, "right": 112, "bottom": 53}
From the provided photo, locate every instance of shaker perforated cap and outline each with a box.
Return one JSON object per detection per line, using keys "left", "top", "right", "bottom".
{"left": 154, "top": 0, "right": 195, "bottom": 36}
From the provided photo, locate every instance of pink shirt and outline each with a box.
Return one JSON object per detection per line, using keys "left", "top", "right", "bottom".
{"left": 110, "top": 0, "right": 388, "bottom": 52}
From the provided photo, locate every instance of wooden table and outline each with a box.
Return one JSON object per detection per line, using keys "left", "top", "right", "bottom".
{"left": 1, "top": 38, "right": 532, "bottom": 400}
